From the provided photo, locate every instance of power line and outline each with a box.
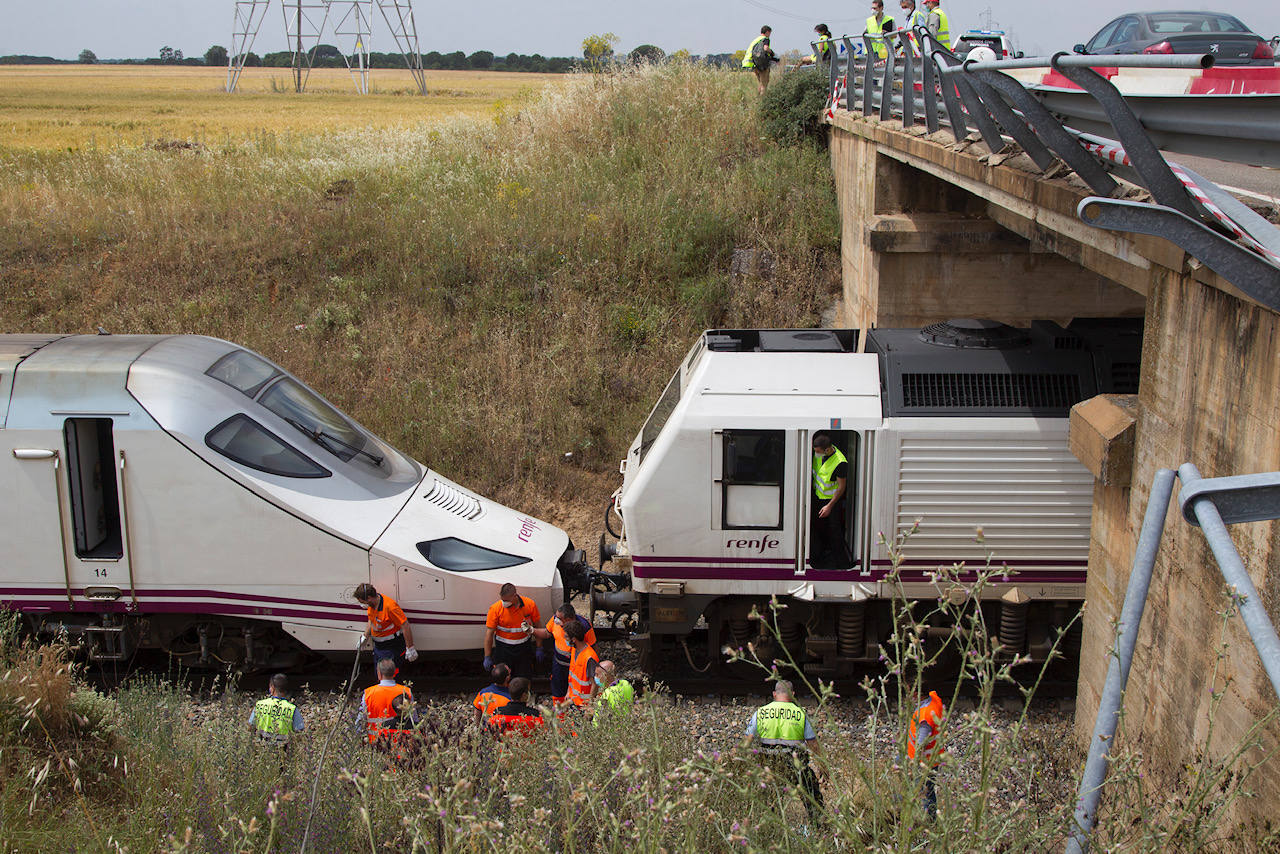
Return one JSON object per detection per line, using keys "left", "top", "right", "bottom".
{"left": 737, "top": 0, "right": 863, "bottom": 25}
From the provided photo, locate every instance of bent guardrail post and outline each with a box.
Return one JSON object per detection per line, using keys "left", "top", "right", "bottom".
{"left": 879, "top": 35, "right": 897, "bottom": 121}
{"left": 934, "top": 51, "right": 1003, "bottom": 151}
{"left": 898, "top": 32, "right": 916, "bottom": 128}
{"left": 956, "top": 65, "right": 1058, "bottom": 170}
{"left": 1049, "top": 52, "right": 1210, "bottom": 219}
{"left": 929, "top": 49, "right": 968, "bottom": 140}
{"left": 964, "top": 64, "right": 1119, "bottom": 196}
{"left": 1066, "top": 468, "right": 1177, "bottom": 854}
{"left": 1078, "top": 197, "right": 1280, "bottom": 310}
{"left": 827, "top": 39, "right": 840, "bottom": 96}
{"left": 1178, "top": 465, "right": 1280, "bottom": 699}
{"left": 862, "top": 35, "right": 877, "bottom": 116}
{"left": 916, "top": 31, "right": 940, "bottom": 133}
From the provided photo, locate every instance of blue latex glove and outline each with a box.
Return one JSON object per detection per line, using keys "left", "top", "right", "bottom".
{"left": 535, "top": 646, "right": 547, "bottom": 664}
{"left": 482, "top": 655, "right": 493, "bottom": 672}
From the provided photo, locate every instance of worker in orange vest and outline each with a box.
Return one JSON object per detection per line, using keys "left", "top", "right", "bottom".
{"left": 473, "top": 663, "right": 514, "bottom": 726}
{"left": 532, "top": 602, "right": 596, "bottom": 705}
{"left": 354, "top": 583, "right": 418, "bottom": 666}
{"left": 487, "top": 677, "right": 545, "bottom": 738}
{"left": 483, "top": 583, "right": 541, "bottom": 679}
{"left": 360, "top": 657, "right": 413, "bottom": 744}
{"left": 907, "top": 689, "right": 946, "bottom": 819}
{"left": 562, "top": 619, "right": 599, "bottom": 709}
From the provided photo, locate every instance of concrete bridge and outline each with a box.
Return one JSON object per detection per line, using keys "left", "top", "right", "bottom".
{"left": 827, "top": 109, "right": 1280, "bottom": 827}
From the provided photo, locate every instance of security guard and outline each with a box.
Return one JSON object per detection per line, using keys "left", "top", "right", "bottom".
{"left": 866, "top": 0, "right": 896, "bottom": 60}
{"left": 563, "top": 619, "right": 599, "bottom": 708}
{"left": 922, "top": 0, "right": 950, "bottom": 49}
{"left": 811, "top": 433, "right": 852, "bottom": 568}
{"left": 533, "top": 603, "right": 596, "bottom": 705}
{"left": 483, "top": 583, "right": 541, "bottom": 679}
{"left": 360, "top": 657, "right": 412, "bottom": 743}
{"left": 591, "top": 660, "right": 634, "bottom": 727}
{"left": 745, "top": 680, "right": 824, "bottom": 823}
{"left": 908, "top": 689, "right": 946, "bottom": 818}
{"left": 248, "top": 673, "right": 304, "bottom": 745}
{"left": 473, "top": 663, "right": 513, "bottom": 726}
{"left": 354, "top": 583, "right": 418, "bottom": 665}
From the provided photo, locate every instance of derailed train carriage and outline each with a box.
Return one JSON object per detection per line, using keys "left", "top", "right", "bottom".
{"left": 0, "top": 334, "right": 587, "bottom": 667}
{"left": 599, "top": 319, "right": 1142, "bottom": 676}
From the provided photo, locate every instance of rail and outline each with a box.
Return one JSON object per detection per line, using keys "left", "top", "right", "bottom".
{"left": 819, "top": 26, "right": 1280, "bottom": 311}
{"left": 1066, "top": 465, "right": 1280, "bottom": 853}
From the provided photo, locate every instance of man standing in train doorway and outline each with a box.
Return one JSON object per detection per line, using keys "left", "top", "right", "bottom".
{"left": 811, "top": 433, "right": 853, "bottom": 568}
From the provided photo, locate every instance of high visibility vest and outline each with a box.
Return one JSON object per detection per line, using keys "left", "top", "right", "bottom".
{"left": 473, "top": 684, "right": 512, "bottom": 719}
{"left": 902, "top": 8, "right": 928, "bottom": 54}
{"left": 908, "top": 691, "right": 946, "bottom": 764}
{"left": 929, "top": 8, "right": 951, "bottom": 49}
{"left": 754, "top": 700, "right": 810, "bottom": 748}
{"left": 866, "top": 15, "right": 892, "bottom": 58}
{"left": 743, "top": 35, "right": 766, "bottom": 68}
{"left": 812, "top": 447, "right": 848, "bottom": 500}
{"left": 548, "top": 615, "right": 596, "bottom": 662}
{"left": 567, "top": 644, "right": 599, "bottom": 706}
{"left": 366, "top": 594, "right": 407, "bottom": 640}
{"left": 490, "top": 703, "right": 545, "bottom": 738}
{"left": 593, "top": 679, "right": 634, "bottom": 726}
{"left": 487, "top": 596, "right": 539, "bottom": 645}
{"left": 253, "top": 696, "right": 296, "bottom": 742}
{"left": 363, "top": 683, "right": 412, "bottom": 741}
{"left": 815, "top": 35, "right": 832, "bottom": 62}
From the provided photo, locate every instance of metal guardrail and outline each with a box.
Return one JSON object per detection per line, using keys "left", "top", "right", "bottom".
{"left": 1065, "top": 465, "right": 1280, "bottom": 853}
{"left": 821, "top": 26, "right": 1280, "bottom": 311}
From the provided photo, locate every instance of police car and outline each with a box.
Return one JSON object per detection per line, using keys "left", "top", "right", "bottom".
{"left": 953, "top": 29, "right": 1022, "bottom": 60}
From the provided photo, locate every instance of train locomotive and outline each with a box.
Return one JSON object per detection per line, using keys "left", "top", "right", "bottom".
{"left": 1, "top": 334, "right": 586, "bottom": 667}
{"left": 599, "top": 319, "right": 1142, "bottom": 677}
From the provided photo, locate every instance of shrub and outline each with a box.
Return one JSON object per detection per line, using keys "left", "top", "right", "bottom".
{"left": 759, "top": 68, "right": 830, "bottom": 148}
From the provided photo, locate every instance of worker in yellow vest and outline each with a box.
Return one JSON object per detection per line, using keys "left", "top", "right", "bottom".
{"left": 898, "top": 0, "right": 928, "bottom": 55}
{"left": 811, "top": 432, "right": 853, "bottom": 568}
{"left": 742, "top": 25, "right": 777, "bottom": 94}
{"left": 908, "top": 689, "right": 947, "bottom": 819}
{"left": 745, "top": 680, "right": 825, "bottom": 824}
{"left": 866, "top": 0, "right": 896, "bottom": 60}
{"left": 922, "top": 0, "right": 951, "bottom": 51}
{"left": 248, "top": 673, "right": 304, "bottom": 746}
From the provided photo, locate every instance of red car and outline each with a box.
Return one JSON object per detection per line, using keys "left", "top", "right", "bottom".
{"left": 1073, "top": 11, "right": 1275, "bottom": 66}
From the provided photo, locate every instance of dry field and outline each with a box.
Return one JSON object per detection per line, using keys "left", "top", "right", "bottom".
{"left": 0, "top": 64, "right": 565, "bottom": 150}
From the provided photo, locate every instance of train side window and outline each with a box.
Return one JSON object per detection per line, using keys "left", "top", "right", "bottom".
{"left": 63, "top": 418, "right": 123, "bottom": 559}
{"left": 721, "top": 429, "right": 784, "bottom": 530}
{"left": 206, "top": 350, "right": 280, "bottom": 398}
{"left": 205, "top": 414, "right": 331, "bottom": 479}
{"left": 416, "top": 538, "right": 532, "bottom": 572}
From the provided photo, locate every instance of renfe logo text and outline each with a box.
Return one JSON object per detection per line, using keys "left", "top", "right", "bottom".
{"left": 517, "top": 517, "right": 540, "bottom": 543}
{"left": 725, "top": 536, "right": 780, "bottom": 553}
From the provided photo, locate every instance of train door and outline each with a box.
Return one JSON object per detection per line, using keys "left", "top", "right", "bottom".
{"left": 712, "top": 428, "right": 793, "bottom": 567}
{"left": 60, "top": 418, "right": 135, "bottom": 607}
{"left": 804, "top": 428, "right": 865, "bottom": 571}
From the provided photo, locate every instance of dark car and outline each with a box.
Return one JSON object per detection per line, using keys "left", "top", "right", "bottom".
{"left": 1073, "top": 11, "right": 1275, "bottom": 65}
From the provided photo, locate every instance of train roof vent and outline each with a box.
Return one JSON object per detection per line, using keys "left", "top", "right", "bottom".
{"left": 424, "top": 479, "right": 482, "bottom": 520}
{"left": 919, "top": 319, "right": 1031, "bottom": 350}
{"left": 757, "top": 330, "right": 844, "bottom": 352}
{"left": 902, "top": 372, "right": 1083, "bottom": 410}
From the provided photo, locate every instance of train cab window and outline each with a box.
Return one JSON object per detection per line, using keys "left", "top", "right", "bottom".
{"left": 206, "top": 350, "right": 280, "bottom": 398}
{"left": 258, "top": 377, "right": 383, "bottom": 468}
{"left": 416, "top": 538, "right": 532, "bottom": 572}
{"left": 205, "top": 414, "right": 331, "bottom": 478}
{"left": 63, "top": 418, "right": 123, "bottom": 559}
{"left": 721, "top": 429, "right": 784, "bottom": 530}
{"left": 638, "top": 370, "right": 681, "bottom": 466}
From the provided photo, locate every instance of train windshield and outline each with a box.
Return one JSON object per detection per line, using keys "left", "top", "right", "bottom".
{"left": 638, "top": 369, "right": 681, "bottom": 466}
{"left": 206, "top": 349, "right": 405, "bottom": 476}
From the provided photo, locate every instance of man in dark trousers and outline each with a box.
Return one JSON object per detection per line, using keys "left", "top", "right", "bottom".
{"left": 811, "top": 433, "right": 853, "bottom": 568}
{"left": 745, "top": 680, "right": 825, "bottom": 826}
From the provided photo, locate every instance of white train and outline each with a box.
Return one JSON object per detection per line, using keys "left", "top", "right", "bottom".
{"left": 1, "top": 334, "right": 584, "bottom": 667}
{"left": 600, "top": 319, "right": 1142, "bottom": 676}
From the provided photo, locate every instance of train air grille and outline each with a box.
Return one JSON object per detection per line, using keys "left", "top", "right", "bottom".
{"left": 901, "top": 373, "right": 1083, "bottom": 410}
{"left": 424, "top": 479, "right": 483, "bottom": 520}
{"left": 1110, "top": 362, "right": 1140, "bottom": 394}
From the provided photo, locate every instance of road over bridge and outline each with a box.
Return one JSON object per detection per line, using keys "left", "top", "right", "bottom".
{"left": 826, "top": 86, "right": 1280, "bottom": 833}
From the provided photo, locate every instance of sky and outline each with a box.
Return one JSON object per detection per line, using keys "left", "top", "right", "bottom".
{"left": 3, "top": 1, "right": 1279, "bottom": 62}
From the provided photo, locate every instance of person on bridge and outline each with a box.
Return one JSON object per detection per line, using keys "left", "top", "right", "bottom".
{"left": 248, "top": 673, "right": 304, "bottom": 746}
{"left": 907, "top": 689, "right": 947, "bottom": 819}
{"left": 922, "top": 0, "right": 951, "bottom": 51}
{"left": 744, "top": 680, "right": 825, "bottom": 825}
{"left": 811, "top": 433, "right": 853, "bottom": 568}
{"left": 488, "top": 677, "right": 545, "bottom": 738}
{"left": 563, "top": 619, "right": 599, "bottom": 709}
{"left": 483, "top": 583, "right": 540, "bottom": 679}
{"left": 533, "top": 602, "right": 596, "bottom": 706}
{"left": 866, "top": 1, "right": 896, "bottom": 60}
{"left": 473, "top": 663, "right": 514, "bottom": 726}
{"left": 898, "top": 0, "right": 928, "bottom": 54}
{"left": 742, "top": 25, "right": 778, "bottom": 95}
{"left": 360, "top": 657, "right": 412, "bottom": 744}
{"left": 591, "top": 660, "right": 634, "bottom": 727}
{"left": 354, "top": 583, "right": 418, "bottom": 667}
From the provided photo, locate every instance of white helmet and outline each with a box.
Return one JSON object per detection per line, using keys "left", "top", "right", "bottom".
{"left": 966, "top": 45, "right": 998, "bottom": 64}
